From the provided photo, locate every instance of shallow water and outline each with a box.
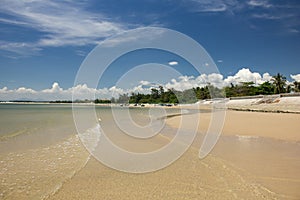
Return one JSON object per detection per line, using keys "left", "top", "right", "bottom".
{"left": 0, "top": 104, "right": 77, "bottom": 153}
{"left": 211, "top": 135, "right": 300, "bottom": 199}
{"left": 0, "top": 104, "right": 181, "bottom": 153}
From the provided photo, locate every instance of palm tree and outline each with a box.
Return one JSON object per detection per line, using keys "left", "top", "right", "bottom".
{"left": 294, "top": 81, "right": 300, "bottom": 92}
{"left": 271, "top": 73, "right": 286, "bottom": 94}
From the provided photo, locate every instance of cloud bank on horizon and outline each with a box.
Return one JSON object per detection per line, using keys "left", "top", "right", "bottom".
{"left": 0, "top": 68, "right": 299, "bottom": 101}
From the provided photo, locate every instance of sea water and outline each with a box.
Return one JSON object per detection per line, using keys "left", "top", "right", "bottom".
{"left": 0, "top": 104, "right": 183, "bottom": 152}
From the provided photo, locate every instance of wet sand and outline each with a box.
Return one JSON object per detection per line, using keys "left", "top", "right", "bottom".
{"left": 166, "top": 109, "right": 300, "bottom": 142}
{"left": 166, "top": 110, "right": 300, "bottom": 199}
{"left": 49, "top": 145, "right": 280, "bottom": 200}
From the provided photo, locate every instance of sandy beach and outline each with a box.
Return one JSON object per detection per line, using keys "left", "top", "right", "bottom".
{"left": 0, "top": 99, "right": 299, "bottom": 199}
{"left": 48, "top": 98, "right": 300, "bottom": 199}
{"left": 167, "top": 109, "right": 300, "bottom": 142}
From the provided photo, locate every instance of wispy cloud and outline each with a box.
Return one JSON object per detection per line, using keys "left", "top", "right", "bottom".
{"left": 184, "top": 0, "right": 299, "bottom": 34}
{"left": 252, "top": 13, "right": 294, "bottom": 20}
{"left": 251, "top": 13, "right": 281, "bottom": 20}
{"left": 247, "top": 0, "right": 273, "bottom": 8}
{"left": 0, "top": 17, "right": 29, "bottom": 26}
{"left": 186, "top": 0, "right": 239, "bottom": 13}
{"left": 0, "top": 0, "right": 128, "bottom": 55}
{"left": 288, "top": 29, "right": 299, "bottom": 34}
{"left": 248, "top": 1, "right": 300, "bottom": 35}
{"left": 0, "top": 41, "right": 42, "bottom": 56}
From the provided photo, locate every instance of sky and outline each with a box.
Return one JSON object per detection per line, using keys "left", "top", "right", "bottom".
{"left": 0, "top": 0, "right": 300, "bottom": 100}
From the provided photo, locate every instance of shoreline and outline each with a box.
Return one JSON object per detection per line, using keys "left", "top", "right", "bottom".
{"left": 227, "top": 107, "right": 300, "bottom": 114}
{"left": 1, "top": 95, "right": 300, "bottom": 113}
{"left": 165, "top": 109, "right": 300, "bottom": 142}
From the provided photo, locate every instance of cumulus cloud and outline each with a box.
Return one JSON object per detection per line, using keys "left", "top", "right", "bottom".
{"left": 223, "top": 68, "right": 272, "bottom": 86}
{"left": 164, "top": 68, "right": 272, "bottom": 91}
{"left": 168, "top": 61, "right": 178, "bottom": 66}
{"left": 164, "top": 73, "right": 225, "bottom": 90}
{"left": 16, "top": 87, "right": 36, "bottom": 94}
{"left": 291, "top": 74, "right": 300, "bottom": 82}
{"left": 42, "top": 82, "right": 62, "bottom": 93}
{"left": 139, "top": 80, "right": 151, "bottom": 86}
{"left": 0, "top": 69, "right": 298, "bottom": 101}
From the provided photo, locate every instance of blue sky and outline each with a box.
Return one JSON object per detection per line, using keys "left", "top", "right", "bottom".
{"left": 0, "top": 0, "right": 300, "bottom": 99}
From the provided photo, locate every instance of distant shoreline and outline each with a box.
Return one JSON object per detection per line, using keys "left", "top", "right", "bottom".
{"left": 1, "top": 95, "right": 300, "bottom": 114}
{"left": 227, "top": 107, "right": 300, "bottom": 114}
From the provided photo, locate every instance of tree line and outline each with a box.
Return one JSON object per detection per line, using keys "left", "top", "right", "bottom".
{"left": 99, "top": 73, "right": 299, "bottom": 104}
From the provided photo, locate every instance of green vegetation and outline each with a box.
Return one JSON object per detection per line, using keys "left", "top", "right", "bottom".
{"left": 271, "top": 73, "right": 287, "bottom": 94}
{"left": 111, "top": 73, "right": 300, "bottom": 104}
{"left": 94, "top": 99, "right": 111, "bottom": 104}
{"left": 50, "top": 100, "right": 73, "bottom": 103}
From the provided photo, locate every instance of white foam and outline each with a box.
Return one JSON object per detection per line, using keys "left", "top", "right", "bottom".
{"left": 236, "top": 135, "right": 259, "bottom": 141}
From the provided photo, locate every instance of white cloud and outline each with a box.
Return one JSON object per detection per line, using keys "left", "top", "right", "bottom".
{"left": 288, "top": 29, "right": 299, "bottom": 34}
{"left": 201, "top": 4, "right": 227, "bottom": 12}
{"left": 164, "top": 73, "right": 224, "bottom": 90}
{"left": 0, "top": 41, "right": 42, "bottom": 56}
{"left": 109, "top": 86, "right": 125, "bottom": 98}
{"left": 139, "top": 80, "right": 151, "bottom": 86}
{"left": 247, "top": 0, "right": 272, "bottom": 8}
{"left": 0, "top": 83, "right": 103, "bottom": 101}
{"left": 291, "top": 74, "right": 300, "bottom": 82}
{"left": 0, "top": 17, "right": 29, "bottom": 26}
{"left": 185, "top": 0, "right": 247, "bottom": 15}
{"left": 164, "top": 68, "right": 273, "bottom": 90}
{"left": 0, "top": 87, "right": 8, "bottom": 92}
{"left": 262, "top": 72, "right": 272, "bottom": 82}
{"left": 223, "top": 68, "right": 271, "bottom": 85}
{"left": 168, "top": 61, "right": 178, "bottom": 66}
{"left": 0, "top": 69, "right": 296, "bottom": 101}
{"left": 0, "top": 0, "right": 127, "bottom": 54}
{"left": 42, "top": 82, "right": 62, "bottom": 93}
{"left": 100, "top": 28, "right": 165, "bottom": 48}
{"left": 252, "top": 13, "right": 282, "bottom": 20}
{"left": 188, "top": 0, "right": 237, "bottom": 12}
{"left": 16, "top": 87, "right": 36, "bottom": 94}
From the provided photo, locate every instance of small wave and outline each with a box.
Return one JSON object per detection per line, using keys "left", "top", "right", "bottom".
{"left": 0, "top": 135, "right": 90, "bottom": 200}
{"left": 0, "top": 128, "right": 29, "bottom": 141}
{"left": 181, "top": 109, "right": 190, "bottom": 114}
{"left": 78, "top": 124, "right": 101, "bottom": 152}
{"left": 236, "top": 135, "right": 260, "bottom": 141}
